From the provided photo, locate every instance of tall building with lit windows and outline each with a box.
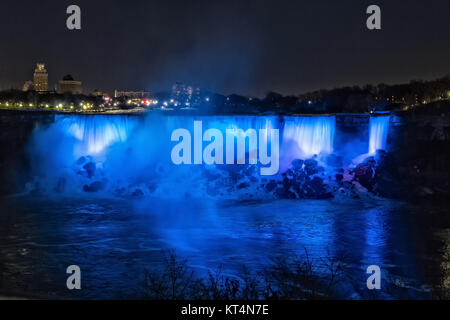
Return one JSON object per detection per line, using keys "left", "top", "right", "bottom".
{"left": 33, "top": 63, "right": 48, "bottom": 92}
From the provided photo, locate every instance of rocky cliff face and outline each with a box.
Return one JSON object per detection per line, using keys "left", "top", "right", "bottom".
{"left": 0, "top": 111, "right": 55, "bottom": 195}
{"left": 384, "top": 114, "right": 450, "bottom": 200}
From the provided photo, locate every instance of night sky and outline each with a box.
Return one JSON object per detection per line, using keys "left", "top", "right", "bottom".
{"left": 0, "top": 0, "right": 449, "bottom": 97}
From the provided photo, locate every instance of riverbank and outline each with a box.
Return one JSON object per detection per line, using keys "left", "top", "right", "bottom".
{"left": 0, "top": 106, "right": 149, "bottom": 115}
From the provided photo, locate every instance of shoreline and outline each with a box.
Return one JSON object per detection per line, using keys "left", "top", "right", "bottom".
{"left": 0, "top": 106, "right": 378, "bottom": 117}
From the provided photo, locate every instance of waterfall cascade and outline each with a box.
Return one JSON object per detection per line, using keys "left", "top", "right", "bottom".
{"left": 282, "top": 116, "right": 336, "bottom": 158}
{"left": 57, "top": 115, "right": 137, "bottom": 155}
{"left": 56, "top": 114, "right": 338, "bottom": 169}
{"left": 368, "top": 116, "right": 390, "bottom": 155}
{"left": 27, "top": 113, "right": 394, "bottom": 197}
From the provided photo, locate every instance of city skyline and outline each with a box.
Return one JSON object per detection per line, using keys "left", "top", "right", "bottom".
{"left": 6, "top": 59, "right": 450, "bottom": 101}
{"left": 0, "top": 1, "right": 449, "bottom": 97}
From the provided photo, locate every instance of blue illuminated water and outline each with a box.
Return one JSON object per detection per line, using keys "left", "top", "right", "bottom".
{"left": 0, "top": 195, "right": 446, "bottom": 299}
{"left": 283, "top": 116, "right": 335, "bottom": 158}
{"left": 56, "top": 115, "right": 136, "bottom": 155}
{"left": 368, "top": 116, "right": 390, "bottom": 155}
{"left": 49, "top": 114, "right": 337, "bottom": 163}
{"left": 3, "top": 113, "right": 443, "bottom": 300}
{"left": 27, "top": 114, "right": 342, "bottom": 195}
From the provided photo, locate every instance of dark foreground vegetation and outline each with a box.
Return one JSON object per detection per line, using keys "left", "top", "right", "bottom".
{"left": 141, "top": 250, "right": 450, "bottom": 300}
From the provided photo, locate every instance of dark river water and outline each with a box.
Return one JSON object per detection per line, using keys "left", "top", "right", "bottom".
{"left": 0, "top": 113, "right": 449, "bottom": 299}
{"left": 0, "top": 195, "right": 449, "bottom": 299}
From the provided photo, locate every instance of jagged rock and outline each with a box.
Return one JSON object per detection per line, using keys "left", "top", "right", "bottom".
{"left": 303, "top": 176, "right": 333, "bottom": 199}
{"left": 304, "top": 159, "right": 319, "bottom": 176}
{"left": 83, "top": 162, "right": 96, "bottom": 179}
{"left": 236, "top": 182, "right": 250, "bottom": 190}
{"left": 292, "top": 159, "right": 304, "bottom": 170}
{"left": 131, "top": 189, "right": 144, "bottom": 197}
{"left": 265, "top": 180, "right": 277, "bottom": 192}
{"left": 372, "top": 150, "right": 407, "bottom": 198}
{"left": 354, "top": 160, "right": 376, "bottom": 191}
{"left": 83, "top": 179, "right": 107, "bottom": 192}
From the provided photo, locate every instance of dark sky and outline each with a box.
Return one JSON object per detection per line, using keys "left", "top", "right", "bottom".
{"left": 0, "top": 0, "right": 449, "bottom": 97}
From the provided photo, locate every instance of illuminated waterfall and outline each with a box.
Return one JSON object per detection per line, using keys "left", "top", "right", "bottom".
{"left": 368, "top": 116, "right": 390, "bottom": 155}
{"left": 57, "top": 115, "right": 137, "bottom": 155}
{"left": 282, "top": 116, "right": 336, "bottom": 159}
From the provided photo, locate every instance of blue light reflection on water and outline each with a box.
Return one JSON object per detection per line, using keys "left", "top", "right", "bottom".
{"left": 0, "top": 194, "right": 433, "bottom": 299}
{"left": 7, "top": 113, "right": 429, "bottom": 299}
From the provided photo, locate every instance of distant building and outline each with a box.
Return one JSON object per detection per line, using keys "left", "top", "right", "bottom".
{"left": 23, "top": 80, "right": 34, "bottom": 92}
{"left": 114, "top": 90, "right": 149, "bottom": 99}
{"left": 58, "top": 75, "right": 83, "bottom": 94}
{"left": 171, "top": 82, "right": 201, "bottom": 106}
{"left": 171, "top": 82, "right": 186, "bottom": 104}
{"left": 33, "top": 63, "right": 48, "bottom": 92}
{"left": 191, "top": 87, "right": 202, "bottom": 106}
{"left": 92, "top": 90, "right": 109, "bottom": 98}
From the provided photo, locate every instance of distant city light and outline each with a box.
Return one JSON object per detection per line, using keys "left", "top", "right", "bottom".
{"left": 205, "top": 97, "right": 210, "bottom": 102}
{"left": 163, "top": 102, "right": 168, "bottom": 106}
